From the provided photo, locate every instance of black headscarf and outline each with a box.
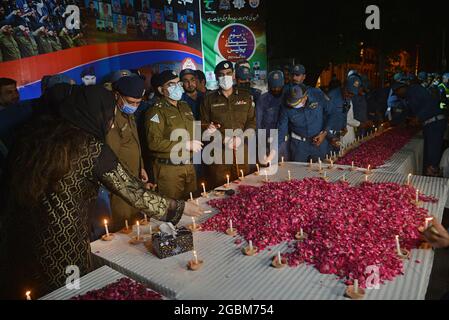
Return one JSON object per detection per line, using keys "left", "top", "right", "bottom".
{"left": 59, "top": 85, "right": 116, "bottom": 141}
{"left": 37, "top": 83, "right": 78, "bottom": 117}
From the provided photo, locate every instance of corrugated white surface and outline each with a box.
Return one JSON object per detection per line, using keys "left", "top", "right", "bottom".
{"left": 91, "top": 164, "right": 448, "bottom": 300}
{"left": 376, "top": 138, "right": 424, "bottom": 176}
{"left": 40, "top": 266, "right": 125, "bottom": 300}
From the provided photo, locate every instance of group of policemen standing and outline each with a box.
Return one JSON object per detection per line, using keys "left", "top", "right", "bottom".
{"left": 13, "top": 59, "right": 442, "bottom": 233}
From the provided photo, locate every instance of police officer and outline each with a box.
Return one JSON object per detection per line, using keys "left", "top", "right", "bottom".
{"left": 236, "top": 65, "right": 262, "bottom": 103}
{"left": 34, "top": 27, "right": 53, "bottom": 54}
{"left": 47, "top": 30, "right": 62, "bottom": 52}
{"left": 386, "top": 78, "right": 409, "bottom": 126}
{"left": 146, "top": 70, "right": 200, "bottom": 200}
{"left": 394, "top": 76, "right": 446, "bottom": 176}
{"left": 290, "top": 64, "right": 306, "bottom": 85}
{"left": 327, "top": 80, "right": 350, "bottom": 151}
{"left": 0, "top": 24, "right": 21, "bottom": 61}
{"left": 418, "top": 71, "right": 429, "bottom": 88}
{"left": 14, "top": 25, "right": 38, "bottom": 58}
{"left": 256, "top": 70, "right": 289, "bottom": 160}
{"left": 201, "top": 60, "right": 256, "bottom": 189}
{"left": 106, "top": 75, "right": 149, "bottom": 231}
{"left": 277, "top": 84, "right": 336, "bottom": 162}
{"left": 180, "top": 68, "right": 203, "bottom": 120}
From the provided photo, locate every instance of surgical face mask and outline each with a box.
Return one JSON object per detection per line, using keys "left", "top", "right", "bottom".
{"left": 218, "top": 75, "right": 234, "bottom": 90}
{"left": 119, "top": 96, "right": 138, "bottom": 115}
{"left": 167, "top": 83, "right": 184, "bottom": 101}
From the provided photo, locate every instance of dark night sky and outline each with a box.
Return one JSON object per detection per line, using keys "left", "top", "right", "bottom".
{"left": 266, "top": 0, "right": 448, "bottom": 79}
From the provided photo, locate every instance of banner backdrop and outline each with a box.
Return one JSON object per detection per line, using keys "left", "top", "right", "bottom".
{"left": 0, "top": 0, "right": 202, "bottom": 100}
{"left": 200, "top": 0, "right": 267, "bottom": 86}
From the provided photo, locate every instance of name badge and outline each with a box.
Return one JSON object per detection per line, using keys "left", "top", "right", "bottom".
{"left": 235, "top": 100, "right": 247, "bottom": 105}
{"left": 212, "top": 103, "right": 226, "bottom": 107}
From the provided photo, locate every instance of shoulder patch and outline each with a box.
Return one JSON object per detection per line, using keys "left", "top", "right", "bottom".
{"left": 150, "top": 114, "right": 160, "bottom": 123}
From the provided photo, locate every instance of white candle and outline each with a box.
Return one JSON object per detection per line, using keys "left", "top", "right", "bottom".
{"left": 125, "top": 220, "right": 129, "bottom": 230}
{"left": 149, "top": 224, "right": 153, "bottom": 235}
{"left": 277, "top": 252, "right": 282, "bottom": 264}
{"left": 256, "top": 164, "right": 260, "bottom": 174}
{"left": 354, "top": 280, "right": 359, "bottom": 294}
{"left": 226, "top": 175, "right": 230, "bottom": 186}
{"left": 136, "top": 221, "right": 140, "bottom": 240}
{"left": 195, "top": 199, "right": 199, "bottom": 205}
{"left": 192, "top": 217, "right": 196, "bottom": 230}
{"left": 26, "top": 291, "right": 31, "bottom": 300}
{"left": 300, "top": 228, "right": 304, "bottom": 238}
{"left": 264, "top": 170, "right": 268, "bottom": 182}
{"left": 309, "top": 159, "right": 313, "bottom": 167}
{"left": 229, "top": 219, "right": 233, "bottom": 231}
{"left": 324, "top": 171, "right": 327, "bottom": 179}
{"left": 193, "top": 250, "right": 199, "bottom": 264}
{"left": 416, "top": 189, "right": 419, "bottom": 203}
{"left": 104, "top": 219, "right": 109, "bottom": 237}
{"left": 202, "top": 183, "right": 207, "bottom": 195}
{"left": 319, "top": 159, "right": 322, "bottom": 171}
{"left": 342, "top": 174, "right": 346, "bottom": 182}
{"left": 425, "top": 218, "right": 433, "bottom": 230}
{"left": 240, "top": 170, "right": 244, "bottom": 179}
{"left": 249, "top": 240, "right": 253, "bottom": 251}
{"left": 326, "top": 154, "right": 329, "bottom": 161}
{"left": 367, "top": 165, "right": 371, "bottom": 172}
{"left": 330, "top": 159, "right": 334, "bottom": 167}
{"left": 407, "top": 174, "right": 412, "bottom": 186}
{"left": 190, "top": 192, "right": 194, "bottom": 201}
{"left": 351, "top": 161, "right": 355, "bottom": 169}
{"left": 144, "top": 214, "right": 148, "bottom": 224}
{"left": 288, "top": 170, "right": 292, "bottom": 181}
{"left": 281, "top": 157, "right": 285, "bottom": 165}
{"left": 395, "top": 235, "right": 401, "bottom": 255}
{"left": 365, "top": 174, "right": 368, "bottom": 182}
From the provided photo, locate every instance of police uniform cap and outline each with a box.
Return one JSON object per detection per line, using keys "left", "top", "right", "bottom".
{"left": 286, "top": 84, "right": 307, "bottom": 107}
{"left": 157, "top": 70, "right": 179, "bottom": 87}
{"left": 180, "top": 68, "right": 196, "bottom": 80}
{"left": 346, "top": 75, "right": 362, "bottom": 95}
{"left": 215, "top": 60, "right": 234, "bottom": 74}
{"left": 268, "top": 70, "right": 284, "bottom": 88}
{"left": 113, "top": 75, "right": 145, "bottom": 98}
{"left": 110, "top": 70, "right": 132, "bottom": 83}
{"left": 291, "top": 64, "right": 306, "bottom": 76}
{"left": 418, "top": 71, "right": 427, "bottom": 81}
{"left": 81, "top": 67, "right": 95, "bottom": 78}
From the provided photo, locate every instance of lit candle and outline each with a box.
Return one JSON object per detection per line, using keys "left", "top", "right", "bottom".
{"left": 249, "top": 240, "right": 253, "bottom": 252}
{"left": 354, "top": 280, "right": 359, "bottom": 294}
{"left": 240, "top": 170, "right": 244, "bottom": 180}
{"left": 324, "top": 171, "right": 327, "bottom": 179}
{"left": 326, "top": 154, "right": 329, "bottom": 161}
{"left": 193, "top": 250, "right": 199, "bottom": 265}
{"left": 190, "top": 192, "right": 194, "bottom": 201}
{"left": 319, "top": 159, "right": 322, "bottom": 171}
{"left": 192, "top": 217, "right": 197, "bottom": 230}
{"left": 125, "top": 220, "right": 129, "bottom": 230}
{"left": 416, "top": 189, "right": 419, "bottom": 203}
{"left": 300, "top": 228, "right": 304, "bottom": 238}
{"left": 330, "top": 159, "right": 334, "bottom": 167}
{"left": 226, "top": 174, "right": 230, "bottom": 186}
{"left": 202, "top": 183, "right": 207, "bottom": 196}
{"left": 264, "top": 170, "right": 268, "bottom": 182}
{"left": 277, "top": 251, "right": 282, "bottom": 264}
{"left": 425, "top": 217, "right": 433, "bottom": 230}
{"left": 351, "top": 161, "right": 355, "bottom": 169}
{"left": 395, "top": 235, "right": 401, "bottom": 256}
{"left": 136, "top": 221, "right": 140, "bottom": 240}
{"left": 365, "top": 174, "right": 369, "bottom": 182}
{"left": 367, "top": 165, "right": 371, "bottom": 172}
{"left": 104, "top": 219, "right": 109, "bottom": 237}
{"left": 26, "top": 291, "right": 31, "bottom": 301}
{"left": 407, "top": 174, "right": 412, "bottom": 186}
{"left": 281, "top": 157, "right": 285, "bottom": 165}
{"left": 229, "top": 219, "right": 233, "bottom": 231}
{"left": 288, "top": 170, "right": 292, "bottom": 181}
{"left": 256, "top": 164, "right": 260, "bottom": 174}
{"left": 309, "top": 159, "right": 313, "bottom": 167}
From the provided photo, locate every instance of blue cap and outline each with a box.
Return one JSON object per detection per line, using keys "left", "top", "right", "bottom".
{"left": 113, "top": 75, "right": 145, "bottom": 98}
{"left": 443, "top": 73, "right": 449, "bottom": 80}
{"left": 418, "top": 71, "right": 427, "bottom": 81}
{"left": 179, "top": 68, "right": 196, "bottom": 79}
{"left": 236, "top": 66, "right": 252, "bottom": 81}
{"left": 346, "top": 75, "right": 362, "bottom": 95}
{"left": 47, "top": 74, "right": 74, "bottom": 89}
{"left": 110, "top": 70, "right": 132, "bottom": 83}
{"left": 268, "top": 70, "right": 284, "bottom": 88}
{"left": 291, "top": 64, "right": 306, "bottom": 76}
{"left": 215, "top": 60, "right": 234, "bottom": 74}
{"left": 81, "top": 66, "right": 95, "bottom": 78}
{"left": 286, "top": 84, "right": 307, "bottom": 107}
{"left": 393, "top": 72, "right": 406, "bottom": 82}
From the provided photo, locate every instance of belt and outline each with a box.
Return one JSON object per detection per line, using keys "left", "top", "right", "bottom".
{"left": 291, "top": 132, "right": 310, "bottom": 142}
{"left": 156, "top": 158, "right": 192, "bottom": 166}
{"left": 423, "top": 114, "right": 446, "bottom": 127}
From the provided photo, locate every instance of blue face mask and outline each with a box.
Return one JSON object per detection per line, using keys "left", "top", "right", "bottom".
{"left": 168, "top": 83, "right": 184, "bottom": 101}
{"left": 119, "top": 96, "right": 138, "bottom": 115}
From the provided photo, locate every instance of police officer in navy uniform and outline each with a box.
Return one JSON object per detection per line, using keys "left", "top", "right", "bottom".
{"left": 256, "top": 70, "right": 289, "bottom": 160}
{"left": 236, "top": 65, "right": 262, "bottom": 104}
{"left": 277, "top": 84, "right": 336, "bottom": 162}
{"left": 394, "top": 75, "right": 446, "bottom": 176}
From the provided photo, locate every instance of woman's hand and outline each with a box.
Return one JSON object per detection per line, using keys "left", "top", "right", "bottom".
{"left": 183, "top": 201, "right": 204, "bottom": 218}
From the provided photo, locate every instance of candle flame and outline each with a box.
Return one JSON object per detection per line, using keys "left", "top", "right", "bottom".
{"left": 103, "top": 219, "right": 108, "bottom": 225}
{"left": 136, "top": 221, "right": 140, "bottom": 226}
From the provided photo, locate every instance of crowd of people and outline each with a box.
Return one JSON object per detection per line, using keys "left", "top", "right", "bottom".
{"left": 0, "top": 0, "right": 86, "bottom": 61}
{"left": 1, "top": 60, "right": 449, "bottom": 299}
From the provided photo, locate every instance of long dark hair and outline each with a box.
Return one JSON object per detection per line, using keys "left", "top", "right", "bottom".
{"left": 7, "top": 116, "right": 91, "bottom": 207}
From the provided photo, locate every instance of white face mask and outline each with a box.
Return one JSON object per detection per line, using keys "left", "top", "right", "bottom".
{"left": 219, "top": 75, "right": 234, "bottom": 90}
{"left": 82, "top": 76, "right": 96, "bottom": 86}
